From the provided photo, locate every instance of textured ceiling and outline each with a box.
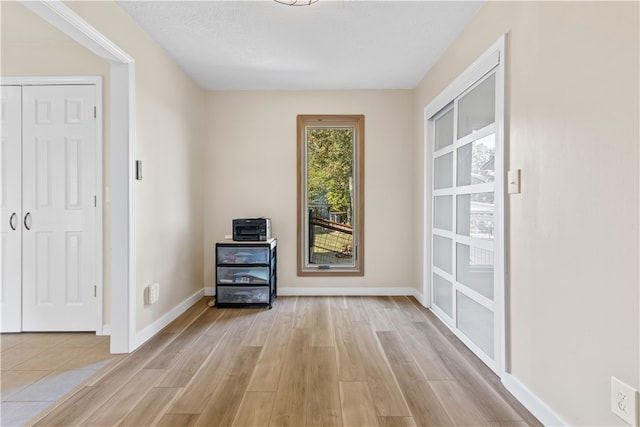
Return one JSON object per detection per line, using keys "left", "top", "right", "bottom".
{"left": 116, "top": 0, "right": 484, "bottom": 90}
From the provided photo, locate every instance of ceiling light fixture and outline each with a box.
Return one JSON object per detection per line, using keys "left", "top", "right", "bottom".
{"left": 274, "top": 0, "right": 319, "bottom": 6}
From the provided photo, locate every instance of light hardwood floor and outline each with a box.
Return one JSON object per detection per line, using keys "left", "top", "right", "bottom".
{"left": 1, "top": 330, "right": 120, "bottom": 426}
{"left": 10, "top": 296, "right": 541, "bottom": 426}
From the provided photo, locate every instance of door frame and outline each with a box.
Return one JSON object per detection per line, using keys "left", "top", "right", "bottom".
{"left": 2, "top": 76, "right": 104, "bottom": 334}
{"left": 423, "top": 35, "right": 507, "bottom": 376}
{"left": 18, "top": 0, "right": 136, "bottom": 353}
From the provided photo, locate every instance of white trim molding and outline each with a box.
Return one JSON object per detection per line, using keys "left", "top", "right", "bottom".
{"left": 278, "top": 287, "right": 421, "bottom": 297}
{"left": 20, "top": 0, "right": 137, "bottom": 353}
{"left": 19, "top": 1, "right": 132, "bottom": 64}
{"left": 135, "top": 290, "right": 205, "bottom": 349}
{"left": 502, "top": 373, "right": 568, "bottom": 426}
{"left": 206, "top": 286, "right": 422, "bottom": 299}
{"left": 206, "top": 286, "right": 426, "bottom": 304}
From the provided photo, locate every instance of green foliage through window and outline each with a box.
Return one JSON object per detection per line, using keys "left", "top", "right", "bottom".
{"left": 297, "top": 114, "right": 364, "bottom": 276}
{"left": 306, "top": 127, "right": 354, "bottom": 225}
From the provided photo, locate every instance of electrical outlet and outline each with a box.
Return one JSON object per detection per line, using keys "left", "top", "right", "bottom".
{"left": 146, "top": 283, "right": 160, "bottom": 305}
{"left": 150, "top": 283, "right": 159, "bottom": 304}
{"left": 611, "top": 377, "right": 639, "bottom": 426}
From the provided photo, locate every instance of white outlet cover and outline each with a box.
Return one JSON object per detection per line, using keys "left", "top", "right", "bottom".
{"left": 150, "top": 283, "right": 160, "bottom": 304}
{"left": 611, "top": 377, "right": 639, "bottom": 426}
{"left": 146, "top": 283, "right": 160, "bottom": 305}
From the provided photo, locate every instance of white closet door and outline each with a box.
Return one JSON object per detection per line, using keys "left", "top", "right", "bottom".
{"left": 431, "top": 72, "right": 502, "bottom": 372}
{"left": 1, "top": 86, "right": 23, "bottom": 332}
{"left": 22, "top": 85, "right": 97, "bottom": 331}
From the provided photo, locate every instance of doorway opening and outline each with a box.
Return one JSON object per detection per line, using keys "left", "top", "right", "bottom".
{"left": 20, "top": 0, "right": 136, "bottom": 353}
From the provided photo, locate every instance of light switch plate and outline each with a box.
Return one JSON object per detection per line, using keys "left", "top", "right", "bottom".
{"left": 508, "top": 169, "right": 521, "bottom": 194}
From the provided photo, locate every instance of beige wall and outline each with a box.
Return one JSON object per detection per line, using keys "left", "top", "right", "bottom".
{"left": 1, "top": 1, "right": 206, "bottom": 333}
{"left": 414, "top": 2, "right": 639, "bottom": 425}
{"left": 6, "top": 0, "right": 639, "bottom": 423}
{"left": 64, "top": 1, "right": 206, "bottom": 332}
{"left": 204, "top": 90, "right": 415, "bottom": 292}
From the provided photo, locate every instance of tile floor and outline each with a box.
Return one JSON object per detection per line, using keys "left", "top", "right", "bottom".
{"left": 1, "top": 332, "right": 118, "bottom": 427}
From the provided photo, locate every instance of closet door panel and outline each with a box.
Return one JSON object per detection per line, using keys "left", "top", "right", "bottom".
{"left": 0, "top": 85, "right": 23, "bottom": 332}
{"left": 22, "top": 85, "right": 96, "bottom": 331}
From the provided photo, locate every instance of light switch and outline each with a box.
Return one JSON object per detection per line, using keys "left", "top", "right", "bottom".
{"left": 508, "top": 169, "right": 521, "bottom": 194}
{"left": 135, "top": 160, "right": 143, "bottom": 180}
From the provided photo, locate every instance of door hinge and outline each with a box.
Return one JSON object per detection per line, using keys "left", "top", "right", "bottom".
{"left": 94, "top": 106, "right": 97, "bottom": 118}
{"left": 94, "top": 285, "right": 97, "bottom": 297}
{"left": 94, "top": 195, "right": 97, "bottom": 207}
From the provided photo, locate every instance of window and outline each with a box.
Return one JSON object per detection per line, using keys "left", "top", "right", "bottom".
{"left": 297, "top": 115, "right": 364, "bottom": 276}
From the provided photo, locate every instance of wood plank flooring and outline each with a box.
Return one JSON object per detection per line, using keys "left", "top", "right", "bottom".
{"left": 1, "top": 331, "right": 118, "bottom": 427}
{"left": 26, "top": 296, "right": 541, "bottom": 426}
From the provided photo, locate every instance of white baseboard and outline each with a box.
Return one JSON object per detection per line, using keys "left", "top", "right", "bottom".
{"left": 99, "top": 324, "right": 111, "bottom": 336}
{"left": 206, "top": 286, "right": 421, "bottom": 298}
{"left": 134, "top": 289, "right": 204, "bottom": 349}
{"left": 412, "top": 291, "right": 428, "bottom": 306}
{"left": 502, "top": 372, "right": 568, "bottom": 426}
{"left": 278, "top": 287, "right": 420, "bottom": 297}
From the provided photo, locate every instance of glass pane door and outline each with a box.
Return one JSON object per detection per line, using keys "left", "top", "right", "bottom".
{"left": 432, "top": 106, "right": 455, "bottom": 324}
{"left": 431, "top": 71, "right": 500, "bottom": 370}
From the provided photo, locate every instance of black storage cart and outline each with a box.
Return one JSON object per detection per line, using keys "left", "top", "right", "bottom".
{"left": 214, "top": 238, "right": 277, "bottom": 309}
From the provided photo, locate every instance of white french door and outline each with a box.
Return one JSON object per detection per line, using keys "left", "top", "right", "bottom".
{"left": 1, "top": 84, "right": 98, "bottom": 332}
{"left": 426, "top": 37, "right": 505, "bottom": 374}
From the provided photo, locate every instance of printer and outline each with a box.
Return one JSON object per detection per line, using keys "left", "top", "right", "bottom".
{"left": 232, "top": 218, "right": 271, "bottom": 241}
